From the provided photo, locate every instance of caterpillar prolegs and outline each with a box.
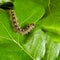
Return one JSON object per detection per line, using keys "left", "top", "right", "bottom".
{"left": 9, "top": 9, "right": 34, "bottom": 34}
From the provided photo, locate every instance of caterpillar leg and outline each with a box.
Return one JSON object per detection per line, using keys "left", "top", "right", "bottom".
{"left": 9, "top": 9, "right": 34, "bottom": 34}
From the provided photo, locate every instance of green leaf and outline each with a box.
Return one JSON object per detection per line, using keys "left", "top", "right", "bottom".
{"left": 23, "top": 28, "right": 47, "bottom": 60}
{"left": 14, "top": 0, "right": 45, "bottom": 27}
{"left": 0, "top": 0, "right": 45, "bottom": 60}
{"left": 40, "top": 0, "right": 60, "bottom": 42}
{"left": 0, "top": 0, "right": 60, "bottom": 60}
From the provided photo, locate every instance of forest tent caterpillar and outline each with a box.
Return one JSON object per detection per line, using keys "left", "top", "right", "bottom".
{"left": 9, "top": 9, "right": 34, "bottom": 34}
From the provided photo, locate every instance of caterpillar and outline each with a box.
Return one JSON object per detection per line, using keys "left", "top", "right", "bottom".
{"left": 0, "top": 1, "right": 34, "bottom": 34}
{"left": 9, "top": 9, "right": 34, "bottom": 34}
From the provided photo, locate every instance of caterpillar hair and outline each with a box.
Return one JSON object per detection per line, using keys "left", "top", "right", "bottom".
{"left": 9, "top": 9, "right": 34, "bottom": 34}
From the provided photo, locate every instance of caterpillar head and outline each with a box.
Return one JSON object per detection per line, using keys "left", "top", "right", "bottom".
{"left": 0, "top": 0, "right": 14, "bottom": 10}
